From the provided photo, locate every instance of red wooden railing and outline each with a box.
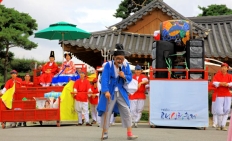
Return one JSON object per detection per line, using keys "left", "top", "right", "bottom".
{"left": 149, "top": 67, "right": 208, "bottom": 80}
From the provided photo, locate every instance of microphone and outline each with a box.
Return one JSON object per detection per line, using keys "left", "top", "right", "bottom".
{"left": 118, "top": 64, "right": 125, "bottom": 81}
{"left": 118, "top": 64, "right": 122, "bottom": 71}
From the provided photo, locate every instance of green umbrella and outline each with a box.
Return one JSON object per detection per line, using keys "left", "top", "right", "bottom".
{"left": 34, "top": 21, "right": 91, "bottom": 59}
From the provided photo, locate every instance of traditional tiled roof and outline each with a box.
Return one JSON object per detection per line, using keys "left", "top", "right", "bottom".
{"left": 64, "top": 30, "right": 154, "bottom": 55}
{"left": 189, "top": 15, "right": 232, "bottom": 58}
{"left": 109, "top": 0, "right": 210, "bottom": 38}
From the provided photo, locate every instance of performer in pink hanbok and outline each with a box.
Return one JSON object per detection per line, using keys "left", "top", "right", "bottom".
{"left": 52, "top": 52, "right": 80, "bottom": 86}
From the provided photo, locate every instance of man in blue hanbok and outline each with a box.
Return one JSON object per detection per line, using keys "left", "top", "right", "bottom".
{"left": 97, "top": 43, "right": 138, "bottom": 140}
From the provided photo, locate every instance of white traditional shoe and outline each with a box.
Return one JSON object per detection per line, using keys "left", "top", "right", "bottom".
{"left": 46, "top": 83, "right": 50, "bottom": 87}
{"left": 212, "top": 124, "right": 217, "bottom": 128}
{"left": 222, "top": 127, "right": 227, "bottom": 131}
{"left": 216, "top": 127, "right": 221, "bottom": 130}
{"left": 127, "top": 135, "right": 138, "bottom": 140}
{"left": 132, "top": 122, "right": 135, "bottom": 128}
{"left": 111, "top": 122, "right": 115, "bottom": 126}
{"left": 134, "top": 123, "right": 138, "bottom": 128}
{"left": 102, "top": 133, "right": 108, "bottom": 140}
{"left": 10, "top": 123, "right": 16, "bottom": 128}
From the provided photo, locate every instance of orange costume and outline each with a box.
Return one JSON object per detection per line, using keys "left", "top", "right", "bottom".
{"left": 129, "top": 74, "right": 148, "bottom": 100}
{"left": 89, "top": 85, "right": 99, "bottom": 105}
{"left": 1, "top": 76, "right": 22, "bottom": 102}
{"left": 39, "top": 51, "right": 58, "bottom": 87}
{"left": 39, "top": 62, "right": 58, "bottom": 85}
{"left": 73, "top": 79, "right": 91, "bottom": 102}
{"left": 73, "top": 73, "right": 92, "bottom": 125}
{"left": 213, "top": 64, "right": 232, "bottom": 130}
{"left": 213, "top": 71, "right": 232, "bottom": 97}
{"left": 21, "top": 81, "right": 34, "bottom": 87}
{"left": 0, "top": 70, "right": 22, "bottom": 97}
{"left": 129, "top": 65, "right": 148, "bottom": 126}
{"left": 4, "top": 77, "right": 22, "bottom": 90}
{"left": 89, "top": 79, "right": 99, "bottom": 124}
{"left": 0, "top": 70, "right": 22, "bottom": 127}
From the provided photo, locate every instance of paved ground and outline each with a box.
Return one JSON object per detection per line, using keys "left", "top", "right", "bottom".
{"left": 0, "top": 122, "right": 228, "bottom": 141}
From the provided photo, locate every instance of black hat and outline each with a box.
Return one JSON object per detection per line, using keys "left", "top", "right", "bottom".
{"left": 64, "top": 52, "right": 72, "bottom": 59}
{"left": 50, "top": 51, "right": 55, "bottom": 58}
{"left": 111, "top": 43, "right": 131, "bottom": 56}
{"left": 114, "top": 43, "right": 125, "bottom": 56}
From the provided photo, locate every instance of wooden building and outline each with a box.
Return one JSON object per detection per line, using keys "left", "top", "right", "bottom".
{"left": 63, "top": 0, "right": 232, "bottom": 68}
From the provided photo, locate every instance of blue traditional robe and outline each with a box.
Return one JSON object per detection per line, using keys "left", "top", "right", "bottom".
{"left": 97, "top": 61, "right": 132, "bottom": 116}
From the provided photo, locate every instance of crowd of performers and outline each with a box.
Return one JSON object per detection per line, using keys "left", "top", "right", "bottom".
{"left": 0, "top": 50, "right": 81, "bottom": 94}
{"left": 0, "top": 43, "right": 150, "bottom": 140}
{"left": 1, "top": 43, "right": 232, "bottom": 140}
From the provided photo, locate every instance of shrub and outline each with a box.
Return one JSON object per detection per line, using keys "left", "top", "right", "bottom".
{"left": 10, "top": 58, "right": 37, "bottom": 73}
{"left": 141, "top": 111, "right": 149, "bottom": 121}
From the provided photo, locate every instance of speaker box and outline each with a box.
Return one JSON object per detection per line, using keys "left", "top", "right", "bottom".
{"left": 151, "top": 41, "right": 156, "bottom": 60}
{"left": 186, "top": 39, "right": 204, "bottom": 79}
{"left": 156, "top": 41, "right": 175, "bottom": 78}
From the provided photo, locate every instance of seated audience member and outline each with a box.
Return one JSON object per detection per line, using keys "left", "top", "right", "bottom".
{"left": 21, "top": 73, "right": 34, "bottom": 87}
{"left": 40, "top": 51, "right": 58, "bottom": 87}
{"left": 37, "top": 65, "right": 43, "bottom": 76}
{"left": 52, "top": 52, "right": 79, "bottom": 86}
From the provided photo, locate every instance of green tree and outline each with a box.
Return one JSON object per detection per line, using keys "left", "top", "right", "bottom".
{"left": 114, "top": 0, "right": 153, "bottom": 19}
{"left": 10, "top": 58, "right": 38, "bottom": 73}
{"left": 0, "top": 5, "right": 38, "bottom": 82}
{"left": 198, "top": 4, "right": 232, "bottom": 16}
{"left": 0, "top": 50, "right": 14, "bottom": 75}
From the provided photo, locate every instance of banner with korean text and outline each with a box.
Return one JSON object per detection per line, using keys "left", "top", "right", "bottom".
{"left": 149, "top": 80, "right": 208, "bottom": 127}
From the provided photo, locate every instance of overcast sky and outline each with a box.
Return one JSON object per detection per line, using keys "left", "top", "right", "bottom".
{"left": 2, "top": 0, "right": 232, "bottom": 64}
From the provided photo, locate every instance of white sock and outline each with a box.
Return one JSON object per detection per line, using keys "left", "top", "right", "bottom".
{"left": 40, "top": 83, "right": 45, "bottom": 86}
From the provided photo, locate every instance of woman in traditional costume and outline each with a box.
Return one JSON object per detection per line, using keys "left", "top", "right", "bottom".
{"left": 52, "top": 52, "right": 79, "bottom": 86}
